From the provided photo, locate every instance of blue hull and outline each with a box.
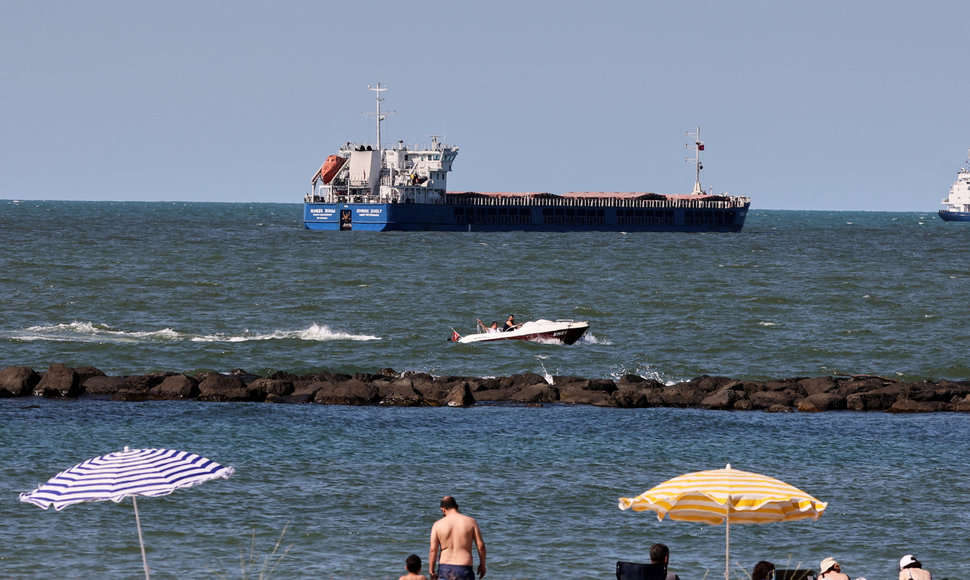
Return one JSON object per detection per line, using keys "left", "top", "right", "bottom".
{"left": 304, "top": 202, "right": 749, "bottom": 232}
{"left": 939, "top": 210, "right": 970, "bottom": 222}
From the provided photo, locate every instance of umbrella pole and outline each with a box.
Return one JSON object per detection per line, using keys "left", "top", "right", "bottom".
{"left": 132, "top": 496, "right": 150, "bottom": 580}
{"left": 724, "top": 504, "right": 730, "bottom": 580}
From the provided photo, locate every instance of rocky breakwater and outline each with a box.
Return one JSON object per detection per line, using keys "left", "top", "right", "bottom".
{"left": 3, "top": 364, "right": 970, "bottom": 412}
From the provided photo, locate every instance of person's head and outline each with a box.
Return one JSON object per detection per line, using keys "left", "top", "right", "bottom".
{"left": 406, "top": 554, "right": 422, "bottom": 574}
{"left": 899, "top": 555, "right": 922, "bottom": 570}
{"left": 507, "top": 314, "right": 515, "bottom": 321}
{"left": 649, "top": 543, "right": 670, "bottom": 565}
{"left": 440, "top": 496, "right": 458, "bottom": 512}
{"left": 820, "top": 557, "right": 840, "bottom": 575}
{"left": 752, "top": 561, "right": 775, "bottom": 580}
{"left": 490, "top": 321, "right": 498, "bottom": 328}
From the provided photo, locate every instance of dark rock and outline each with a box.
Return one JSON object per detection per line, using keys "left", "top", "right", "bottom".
{"left": 267, "top": 370, "right": 300, "bottom": 381}
{"left": 846, "top": 388, "right": 899, "bottom": 411}
{"left": 507, "top": 372, "right": 549, "bottom": 390}
{"left": 82, "top": 375, "right": 127, "bottom": 396}
{"left": 749, "top": 390, "right": 798, "bottom": 409}
{"left": 442, "top": 383, "right": 475, "bottom": 407}
{"left": 659, "top": 382, "right": 711, "bottom": 407}
{"left": 466, "top": 376, "right": 502, "bottom": 393}
{"left": 269, "top": 393, "right": 316, "bottom": 404}
{"left": 701, "top": 388, "right": 742, "bottom": 410}
{"left": 686, "top": 375, "right": 738, "bottom": 392}
{"left": 798, "top": 376, "right": 839, "bottom": 396}
{"left": 951, "top": 395, "right": 970, "bottom": 412}
{"left": 7, "top": 365, "right": 970, "bottom": 412}
{"left": 888, "top": 399, "right": 945, "bottom": 413}
{"left": 229, "top": 368, "right": 261, "bottom": 383}
{"left": 34, "top": 364, "right": 80, "bottom": 397}
{"left": 112, "top": 390, "right": 151, "bottom": 402}
{"left": 314, "top": 379, "right": 380, "bottom": 405}
{"left": 472, "top": 387, "right": 522, "bottom": 402}
{"left": 292, "top": 380, "right": 328, "bottom": 399}
{"left": 198, "top": 372, "right": 252, "bottom": 402}
{"left": 123, "top": 374, "right": 168, "bottom": 394}
{"left": 911, "top": 380, "right": 970, "bottom": 403}
{"left": 734, "top": 398, "right": 755, "bottom": 410}
{"left": 616, "top": 374, "right": 651, "bottom": 385}
{"left": 377, "top": 378, "right": 424, "bottom": 406}
{"left": 75, "top": 366, "right": 105, "bottom": 384}
{"left": 838, "top": 377, "right": 894, "bottom": 396}
{"left": 0, "top": 366, "right": 40, "bottom": 397}
{"left": 150, "top": 375, "right": 199, "bottom": 399}
{"left": 509, "top": 383, "right": 558, "bottom": 404}
{"left": 611, "top": 386, "right": 650, "bottom": 408}
{"left": 559, "top": 384, "right": 612, "bottom": 406}
{"left": 246, "top": 378, "right": 294, "bottom": 398}
{"left": 800, "top": 392, "right": 846, "bottom": 411}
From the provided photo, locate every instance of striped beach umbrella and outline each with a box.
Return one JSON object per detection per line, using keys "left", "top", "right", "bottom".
{"left": 20, "top": 447, "right": 234, "bottom": 580}
{"left": 618, "top": 464, "right": 826, "bottom": 580}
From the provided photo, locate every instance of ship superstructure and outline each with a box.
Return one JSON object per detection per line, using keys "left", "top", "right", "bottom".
{"left": 939, "top": 150, "right": 970, "bottom": 221}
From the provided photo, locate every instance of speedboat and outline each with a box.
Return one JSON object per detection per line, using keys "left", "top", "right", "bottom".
{"left": 450, "top": 319, "right": 589, "bottom": 345}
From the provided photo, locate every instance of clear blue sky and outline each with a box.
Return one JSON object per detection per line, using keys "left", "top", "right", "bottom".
{"left": 3, "top": 1, "right": 968, "bottom": 210}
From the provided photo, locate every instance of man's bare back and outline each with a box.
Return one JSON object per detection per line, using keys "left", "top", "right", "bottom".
{"left": 429, "top": 496, "right": 486, "bottom": 580}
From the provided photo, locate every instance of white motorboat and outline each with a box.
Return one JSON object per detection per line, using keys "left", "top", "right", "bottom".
{"left": 450, "top": 319, "right": 589, "bottom": 345}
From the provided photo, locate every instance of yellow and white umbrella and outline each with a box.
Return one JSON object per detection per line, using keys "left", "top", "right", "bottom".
{"left": 618, "top": 464, "right": 827, "bottom": 580}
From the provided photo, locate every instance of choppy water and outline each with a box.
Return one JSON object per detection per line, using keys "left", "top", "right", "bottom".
{"left": 2, "top": 201, "right": 969, "bottom": 382}
{"left": 1, "top": 400, "right": 967, "bottom": 579}
{"left": 1, "top": 201, "right": 969, "bottom": 579}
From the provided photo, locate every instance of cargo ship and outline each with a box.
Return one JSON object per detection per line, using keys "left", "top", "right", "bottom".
{"left": 939, "top": 150, "right": 970, "bottom": 222}
{"left": 303, "top": 84, "right": 750, "bottom": 232}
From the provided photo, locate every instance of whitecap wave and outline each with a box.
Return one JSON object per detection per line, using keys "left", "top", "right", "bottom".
{"left": 191, "top": 323, "right": 379, "bottom": 343}
{"left": 577, "top": 333, "right": 610, "bottom": 345}
{"left": 6, "top": 321, "right": 379, "bottom": 344}
{"left": 13, "top": 321, "right": 181, "bottom": 343}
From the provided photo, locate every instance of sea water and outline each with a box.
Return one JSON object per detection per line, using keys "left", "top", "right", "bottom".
{"left": 0, "top": 201, "right": 968, "bottom": 578}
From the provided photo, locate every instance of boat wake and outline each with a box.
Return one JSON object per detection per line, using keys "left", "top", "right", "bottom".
{"left": 3, "top": 322, "right": 380, "bottom": 344}
{"left": 192, "top": 323, "right": 379, "bottom": 343}
{"left": 576, "top": 333, "right": 610, "bottom": 345}
{"left": 10, "top": 321, "right": 180, "bottom": 344}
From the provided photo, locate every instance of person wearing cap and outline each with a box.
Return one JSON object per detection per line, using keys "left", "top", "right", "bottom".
{"left": 899, "top": 554, "right": 931, "bottom": 580}
{"left": 819, "top": 557, "right": 849, "bottom": 580}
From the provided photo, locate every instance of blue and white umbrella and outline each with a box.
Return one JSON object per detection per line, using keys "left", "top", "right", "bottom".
{"left": 20, "top": 447, "right": 234, "bottom": 579}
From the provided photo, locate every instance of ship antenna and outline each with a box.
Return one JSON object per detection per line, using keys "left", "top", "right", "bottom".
{"left": 366, "top": 82, "right": 395, "bottom": 150}
{"left": 685, "top": 126, "right": 704, "bottom": 195}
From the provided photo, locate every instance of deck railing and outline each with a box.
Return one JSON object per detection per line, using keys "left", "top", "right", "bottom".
{"left": 442, "top": 194, "right": 749, "bottom": 209}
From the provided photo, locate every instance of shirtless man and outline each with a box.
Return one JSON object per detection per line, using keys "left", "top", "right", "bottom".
{"left": 429, "top": 496, "right": 486, "bottom": 580}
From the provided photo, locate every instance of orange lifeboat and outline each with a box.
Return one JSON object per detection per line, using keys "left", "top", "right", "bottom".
{"left": 317, "top": 155, "right": 346, "bottom": 184}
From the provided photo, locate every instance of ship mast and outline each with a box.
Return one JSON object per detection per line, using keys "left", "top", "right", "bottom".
{"left": 685, "top": 126, "right": 704, "bottom": 195}
{"left": 366, "top": 82, "right": 394, "bottom": 150}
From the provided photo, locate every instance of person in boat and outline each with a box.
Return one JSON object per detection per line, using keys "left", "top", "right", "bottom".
{"left": 503, "top": 314, "right": 521, "bottom": 332}
{"left": 476, "top": 319, "right": 500, "bottom": 333}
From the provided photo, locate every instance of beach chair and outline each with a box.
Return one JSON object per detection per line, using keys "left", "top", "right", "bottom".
{"left": 775, "top": 569, "right": 816, "bottom": 580}
{"left": 616, "top": 561, "right": 667, "bottom": 580}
